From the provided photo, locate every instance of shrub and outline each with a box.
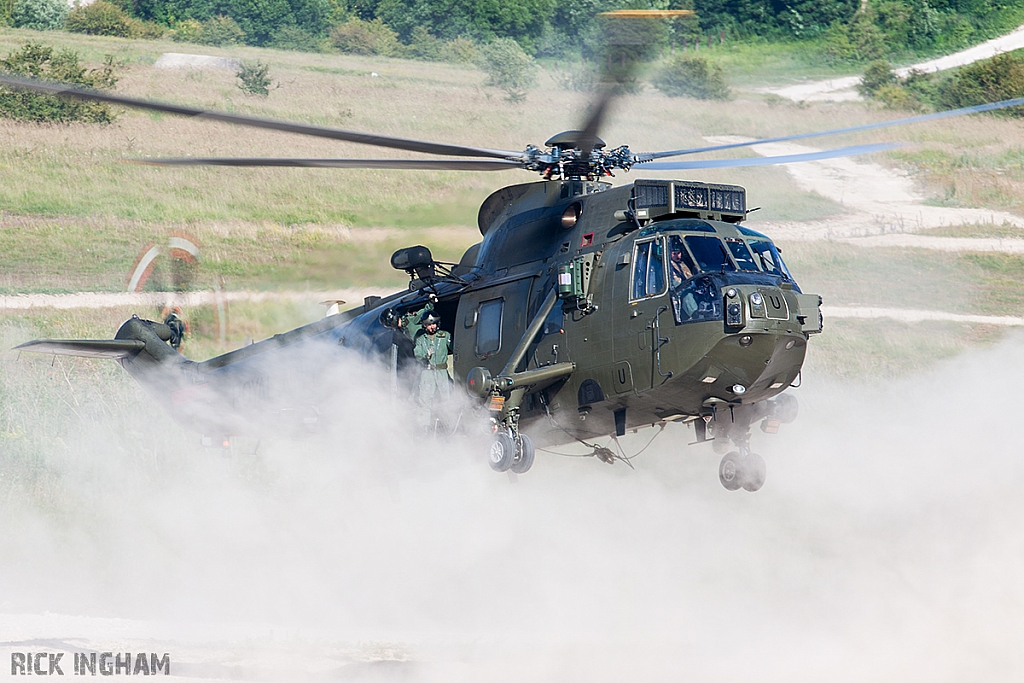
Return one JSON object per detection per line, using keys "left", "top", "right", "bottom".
{"left": 197, "top": 15, "right": 246, "bottom": 45}
{"left": 11, "top": 0, "right": 67, "bottom": 30}
{"left": 0, "top": 43, "right": 119, "bottom": 123}
{"left": 270, "top": 25, "right": 324, "bottom": 52}
{"left": 874, "top": 83, "right": 922, "bottom": 110}
{"left": 820, "top": 11, "right": 886, "bottom": 64}
{"left": 858, "top": 59, "right": 897, "bottom": 97}
{"left": 329, "top": 17, "right": 401, "bottom": 56}
{"left": 65, "top": 1, "right": 134, "bottom": 37}
{"left": 169, "top": 18, "right": 204, "bottom": 42}
{"left": 406, "top": 25, "right": 442, "bottom": 60}
{"left": 652, "top": 54, "right": 730, "bottom": 100}
{"left": 939, "top": 52, "right": 1024, "bottom": 115}
{"left": 130, "top": 18, "right": 167, "bottom": 38}
{"left": 237, "top": 60, "right": 273, "bottom": 96}
{"left": 171, "top": 15, "right": 246, "bottom": 46}
{"left": 552, "top": 61, "right": 597, "bottom": 92}
{"left": 438, "top": 36, "right": 477, "bottom": 64}
{"left": 477, "top": 37, "right": 538, "bottom": 102}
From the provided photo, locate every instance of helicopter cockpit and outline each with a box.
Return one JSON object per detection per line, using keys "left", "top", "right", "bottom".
{"left": 629, "top": 219, "right": 798, "bottom": 326}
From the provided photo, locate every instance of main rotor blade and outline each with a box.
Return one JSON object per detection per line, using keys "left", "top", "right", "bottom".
{"left": 131, "top": 157, "right": 523, "bottom": 170}
{"left": 0, "top": 73, "right": 523, "bottom": 160}
{"left": 575, "top": 85, "right": 615, "bottom": 155}
{"left": 636, "top": 97, "right": 1024, "bottom": 162}
{"left": 638, "top": 142, "right": 901, "bottom": 170}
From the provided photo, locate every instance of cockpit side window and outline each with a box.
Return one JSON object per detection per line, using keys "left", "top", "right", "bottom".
{"left": 684, "top": 235, "right": 736, "bottom": 273}
{"left": 668, "top": 235, "right": 698, "bottom": 288}
{"left": 631, "top": 237, "right": 667, "bottom": 300}
{"left": 748, "top": 240, "right": 793, "bottom": 279}
{"left": 725, "top": 238, "right": 759, "bottom": 271}
{"left": 476, "top": 298, "right": 503, "bottom": 356}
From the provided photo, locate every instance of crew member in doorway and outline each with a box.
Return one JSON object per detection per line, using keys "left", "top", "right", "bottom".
{"left": 414, "top": 309, "right": 451, "bottom": 430}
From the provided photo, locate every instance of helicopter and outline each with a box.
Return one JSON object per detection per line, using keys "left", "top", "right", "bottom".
{"left": 3, "top": 69, "right": 1023, "bottom": 491}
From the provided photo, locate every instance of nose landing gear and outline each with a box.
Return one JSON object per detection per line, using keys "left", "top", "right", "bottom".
{"left": 718, "top": 449, "right": 766, "bottom": 492}
{"left": 706, "top": 396, "right": 795, "bottom": 492}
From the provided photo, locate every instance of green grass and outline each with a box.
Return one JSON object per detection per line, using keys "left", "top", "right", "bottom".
{"left": 804, "top": 317, "right": 1008, "bottom": 379}
{"left": 0, "top": 214, "right": 479, "bottom": 292}
{"left": 784, "top": 242, "right": 1024, "bottom": 318}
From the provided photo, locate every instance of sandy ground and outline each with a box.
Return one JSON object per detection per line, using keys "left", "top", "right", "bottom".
{"left": 762, "top": 24, "right": 1024, "bottom": 102}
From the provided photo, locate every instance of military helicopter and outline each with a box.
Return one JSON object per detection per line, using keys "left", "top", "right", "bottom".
{"left": 3, "top": 69, "right": 1022, "bottom": 491}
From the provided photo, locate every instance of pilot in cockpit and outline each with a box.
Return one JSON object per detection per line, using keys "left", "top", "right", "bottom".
{"left": 669, "top": 241, "right": 693, "bottom": 288}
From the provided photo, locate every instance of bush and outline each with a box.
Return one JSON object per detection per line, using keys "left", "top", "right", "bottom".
{"left": 406, "top": 25, "right": 442, "bottom": 60}
{"left": 820, "top": 11, "right": 886, "bottom": 64}
{"left": 270, "top": 25, "right": 324, "bottom": 51}
{"left": 329, "top": 17, "right": 401, "bottom": 56}
{"left": 237, "top": 60, "right": 273, "bottom": 96}
{"left": 477, "top": 37, "right": 538, "bottom": 102}
{"left": 0, "top": 43, "right": 119, "bottom": 123}
{"left": 652, "top": 54, "right": 730, "bottom": 100}
{"left": 171, "top": 15, "right": 246, "bottom": 46}
{"left": 939, "top": 52, "right": 1024, "bottom": 115}
{"left": 11, "top": 0, "right": 67, "bottom": 30}
{"left": 438, "top": 36, "right": 477, "bottom": 64}
{"left": 65, "top": 1, "right": 134, "bottom": 37}
{"left": 198, "top": 15, "right": 246, "bottom": 45}
{"left": 552, "top": 61, "right": 597, "bottom": 92}
{"left": 873, "top": 83, "right": 923, "bottom": 110}
{"left": 858, "top": 59, "right": 897, "bottom": 97}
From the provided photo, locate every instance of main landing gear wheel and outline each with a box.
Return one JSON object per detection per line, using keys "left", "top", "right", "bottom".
{"left": 718, "top": 451, "right": 766, "bottom": 492}
{"left": 741, "top": 453, "right": 766, "bottom": 492}
{"left": 510, "top": 433, "right": 535, "bottom": 474}
{"left": 489, "top": 433, "right": 516, "bottom": 472}
{"left": 718, "top": 452, "right": 743, "bottom": 491}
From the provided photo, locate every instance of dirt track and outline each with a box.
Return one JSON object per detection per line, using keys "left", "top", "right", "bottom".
{"left": 762, "top": 24, "right": 1024, "bottom": 101}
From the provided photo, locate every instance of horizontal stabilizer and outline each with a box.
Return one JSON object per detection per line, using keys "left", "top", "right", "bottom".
{"left": 15, "top": 339, "right": 146, "bottom": 359}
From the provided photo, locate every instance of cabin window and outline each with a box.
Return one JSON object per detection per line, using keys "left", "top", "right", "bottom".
{"left": 476, "top": 298, "right": 503, "bottom": 356}
{"left": 668, "top": 235, "right": 699, "bottom": 288}
{"left": 725, "top": 238, "right": 759, "bottom": 271}
{"left": 631, "top": 237, "right": 667, "bottom": 301}
{"left": 684, "top": 235, "right": 736, "bottom": 273}
{"left": 748, "top": 240, "right": 792, "bottom": 279}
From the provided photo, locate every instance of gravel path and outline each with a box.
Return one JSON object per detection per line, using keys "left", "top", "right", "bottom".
{"left": 762, "top": 24, "right": 1024, "bottom": 102}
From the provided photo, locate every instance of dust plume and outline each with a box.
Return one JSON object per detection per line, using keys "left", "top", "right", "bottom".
{"left": 2, "top": 321, "right": 1023, "bottom": 682}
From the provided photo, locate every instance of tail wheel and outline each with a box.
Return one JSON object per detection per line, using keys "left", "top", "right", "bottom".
{"left": 510, "top": 433, "right": 535, "bottom": 474}
{"left": 489, "top": 433, "right": 516, "bottom": 472}
{"left": 718, "top": 452, "right": 743, "bottom": 491}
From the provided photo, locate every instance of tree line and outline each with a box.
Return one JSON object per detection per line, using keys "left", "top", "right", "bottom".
{"left": 2, "top": 0, "right": 1023, "bottom": 65}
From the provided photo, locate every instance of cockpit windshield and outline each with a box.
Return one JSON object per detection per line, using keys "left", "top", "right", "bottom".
{"left": 725, "top": 238, "right": 759, "bottom": 271}
{"left": 748, "top": 240, "right": 792, "bottom": 279}
{"left": 684, "top": 235, "right": 736, "bottom": 273}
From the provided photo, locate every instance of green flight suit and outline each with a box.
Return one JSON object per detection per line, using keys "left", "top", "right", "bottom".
{"left": 402, "top": 302, "right": 434, "bottom": 342}
{"left": 414, "top": 329, "right": 451, "bottom": 427}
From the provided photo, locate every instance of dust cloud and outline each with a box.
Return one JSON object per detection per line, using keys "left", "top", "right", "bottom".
{"left": 2, "top": 327, "right": 1024, "bottom": 682}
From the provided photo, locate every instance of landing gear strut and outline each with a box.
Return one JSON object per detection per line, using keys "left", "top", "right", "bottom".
{"left": 487, "top": 388, "right": 536, "bottom": 474}
{"left": 706, "top": 395, "right": 797, "bottom": 492}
